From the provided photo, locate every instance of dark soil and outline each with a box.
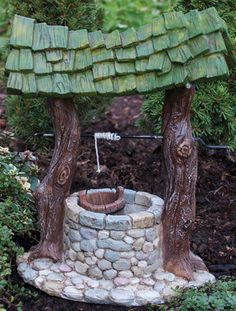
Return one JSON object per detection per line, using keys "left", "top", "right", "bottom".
{"left": 3, "top": 96, "right": 236, "bottom": 311}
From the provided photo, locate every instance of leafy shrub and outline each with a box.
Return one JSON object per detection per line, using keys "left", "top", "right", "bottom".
{"left": 0, "top": 147, "right": 39, "bottom": 309}
{"left": 150, "top": 278, "right": 236, "bottom": 311}
{"left": 140, "top": 0, "right": 236, "bottom": 150}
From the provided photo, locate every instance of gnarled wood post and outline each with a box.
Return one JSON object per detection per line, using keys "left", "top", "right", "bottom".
{"left": 162, "top": 85, "right": 207, "bottom": 280}
{"left": 29, "top": 98, "right": 80, "bottom": 262}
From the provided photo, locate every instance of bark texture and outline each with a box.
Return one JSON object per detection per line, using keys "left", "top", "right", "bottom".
{"left": 28, "top": 98, "right": 80, "bottom": 262}
{"left": 162, "top": 86, "right": 207, "bottom": 280}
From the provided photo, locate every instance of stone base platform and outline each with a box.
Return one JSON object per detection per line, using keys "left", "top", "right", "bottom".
{"left": 17, "top": 253, "right": 215, "bottom": 306}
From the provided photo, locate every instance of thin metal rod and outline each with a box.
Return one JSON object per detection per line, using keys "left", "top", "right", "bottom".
{"left": 33, "top": 132, "right": 229, "bottom": 150}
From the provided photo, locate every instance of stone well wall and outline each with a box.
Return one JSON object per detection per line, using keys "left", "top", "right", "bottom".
{"left": 64, "top": 189, "right": 164, "bottom": 281}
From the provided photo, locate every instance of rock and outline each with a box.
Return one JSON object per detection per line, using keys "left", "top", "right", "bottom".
{"left": 80, "top": 227, "right": 97, "bottom": 239}
{"left": 103, "top": 269, "right": 117, "bottom": 280}
{"left": 154, "top": 281, "right": 165, "bottom": 292}
{"left": 99, "top": 279, "right": 114, "bottom": 290}
{"left": 127, "top": 229, "right": 145, "bottom": 238}
{"left": 98, "top": 230, "right": 109, "bottom": 239}
{"left": 85, "top": 289, "right": 109, "bottom": 303}
{"left": 110, "top": 289, "right": 135, "bottom": 306}
{"left": 71, "top": 276, "right": 84, "bottom": 286}
{"left": 133, "top": 237, "right": 145, "bottom": 251}
{"left": 136, "top": 290, "right": 162, "bottom": 305}
{"left": 43, "top": 280, "right": 64, "bottom": 297}
{"left": 143, "top": 241, "right": 154, "bottom": 253}
{"left": 68, "top": 229, "right": 82, "bottom": 242}
{"left": 80, "top": 211, "right": 105, "bottom": 229}
{"left": 76, "top": 283, "right": 85, "bottom": 290}
{"left": 147, "top": 251, "right": 159, "bottom": 265}
{"left": 97, "top": 239, "right": 132, "bottom": 252}
{"left": 145, "top": 262, "right": 160, "bottom": 274}
{"left": 39, "top": 269, "right": 51, "bottom": 276}
{"left": 85, "top": 256, "right": 97, "bottom": 266}
{"left": 66, "top": 197, "right": 80, "bottom": 223}
{"left": 59, "top": 263, "right": 72, "bottom": 273}
{"left": 120, "top": 251, "right": 135, "bottom": 259}
{"left": 80, "top": 239, "right": 97, "bottom": 252}
{"left": 105, "top": 215, "right": 132, "bottom": 230}
{"left": 98, "top": 259, "right": 112, "bottom": 271}
{"left": 136, "top": 251, "right": 148, "bottom": 260}
{"left": 113, "top": 259, "right": 131, "bottom": 271}
{"left": 154, "top": 271, "right": 175, "bottom": 282}
{"left": 74, "top": 262, "right": 89, "bottom": 275}
{"left": 130, "top": 277, "right": 140, "bottom": 285}
{"left": 140, "top": 277, "right": 155, "bottom": 286}
{"left": 22, "top": 266, "right": 38, "bottom": 282}
{"left": 124, "top": 189, "right": 136, "bottom": 204}
{"left": 148, "top": 207, "right": 163, "bottom": 224}
{"left": 77, "top": 252, "right": 85, "bottom": 262}
{"left": 66, "top": 219, "right": 80, "bottom": 230}
{"left": 88, "top": 267, "right": 103, "bottom": 279}
{"left": 64, "top": 286, "right": 83, "bottom": 300}
{"left": 72, "top": 242, "right": 81, "bottom": 252}
{"left": 18, "top": 262, "right": 28, "bottom": 273}
{"left": 124, "top": 236, "right": 134, "bottom": 244}
{"left": 95, "top": 249, "right": 105, "bottom": 259}
{"left": 47, "top": 272, "right": 64, "bottom": 282}
{"left": 32, "top": 258, "right": 53, "bottom": 271}
{"left": 68, "top": 249, "right": 77, "bottom": 261}
{"left": 131, "top": 266, "right": 144, "bottom": 278}
{"left": 135, "top": 191, "right": 153, "bottom": 206}
{"left": 104, "top": 250, "right": 120, "bottom": 262}
{"left": 119, "top": 270, "right": 133, "bottom": 278}
{"left": 16, "top": 253, "right": 29, "bottom": 265}
{"left": 87, "top": 280, "right": 99, "bottom": 288}
{"left": 150, "top": 197, "right": 164, "bottom": 207}
{"left": 130, "top": 257, "right": 138, "bottom": 265}
{"left": 138, "top": 260, "right": 148, "bottom": 269}
{"left": 34, "top": 276, "right": 45, "bottom": 288}
{"left": 114, "top": 277, "right": 130, "bottom": 286}
{"left": 145, "top": 228, "right": 157, "bottom": 242}
{"left": 130, "top": 212, "right": 154, "bottom": 229}
{"left": 191, "top": 271, "right": 215, "bottom": 286}
{"left": 110, "top": 231, "right": 125, "bottom": 240}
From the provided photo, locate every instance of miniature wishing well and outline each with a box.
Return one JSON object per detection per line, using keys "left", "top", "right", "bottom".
{"left": 5, "top": 7, "right": 234, "bottom": 306}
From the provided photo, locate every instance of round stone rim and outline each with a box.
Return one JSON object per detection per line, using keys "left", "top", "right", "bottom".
{"left": 65, "top": 189, "right": 164, "bottom": 230}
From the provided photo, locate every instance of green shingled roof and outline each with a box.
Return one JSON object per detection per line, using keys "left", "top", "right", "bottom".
{"left": 5, "top": 8, "right": 234, "bottom": 97}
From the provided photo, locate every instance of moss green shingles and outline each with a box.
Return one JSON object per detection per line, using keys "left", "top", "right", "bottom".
{"left": 22, "top": 74, "right": 37, "bottom": 94}
{"left": 95, "top": 78, "right": 114, "bottom": 94}
{"left": 37, "top": 75, "right": 53, "bottom": 94}
{"left": 164, "top": 11, "right": 186, "bottom": 29}
{"left": 46, "top": 50, "right": 63, "bottom": 63}
{"left": 136, "top": 73, "right": 158, "bottom": 93}
{"left": 206, "top": 53, "right": 229, "bottom": 78}
{"left": 115, "top": 62, "right": 135, "bottom": 75}
{"left": 105, "top": 30, "right": 121, "bottom": 49}
{"left": 71, "top": 71, "right": 96, "bottom": 95}
{"left": 136, "top": 39, "right": 154, "bottom": 58}
{"left": 137, "top": 24, "right": 152, "bottom": 41}
{"left": 10, "top": 15, "right": 35, "bottom": 48}
{"left": 185, "top": 10, "right": 203, "bottom": 39}
{"left": 207, "top": 32, "right": 227, "bottom": 54}
{"left": 152, "top": 16, "right": 167, "bottom": 36}
{"left": 92, "top": 48, "right": 114, "bottom": 63}
{"left": 32, "top": 23, "right": 50, "bottom": 51}
{"left": 34, "top": 53, "right": 53, "bottom": 75}
{"left": 53, "top": 73, "right": 71, "bottom": 95}
{"left": 135, "top": 59, "right": 148, "bottom": 73}
{"left": 5, "top": 49, "right": 20, "bottom": 71}
{"left": 187, "top": 57, "right": 207, "bottom": 81}
{"left": 53, "top": 51, "right": 75, "bottom": 72}
{"left": 19, "top": 49, "right": 33, "bottom": 71}
{"left": 7, "top": 72, "right": 23, "bottom": 93}
{"left": 68, "top": 29, "right": 89, "bottom": 49}
{"left": 89, "top": 31, "right": 105, "bottom": 49}
{"left": 200, "top": 7, "right": 224, "bottom": 34}
{"left": 116, "top": 47, "right": 136, "bottom": 61}
{"left": 113, "top": 75, "right": 136, "bottom": 94}
{"left": 147, "top": 52, "right": 165, "bottom": 72}
{"left": 168, "top": 28, "right": 189, "bottom": 48}
{"left": 121, "top": 28, "right": 138, "bottom": 47}
{"left": 168, "top": 44, "right": 192, "bottom": 64}
{"left": 172, "top": 65, "right": 188, "bottom": 86}
{"left": 152, "top": 34, "right": 169, "bottom": 52}
{"left": 188, "top": 35, "right": 209, "bottom": 57}
{"left": 74, "top": 49, "right": 92, "bottom": 71}
{"left": 48, "top": 26, "right": 68, "bottom": 49}
{"left": 92, "top": 62, "right": 115, "bottom": 80}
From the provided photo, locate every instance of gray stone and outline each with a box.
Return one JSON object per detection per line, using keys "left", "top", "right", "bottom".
{"left": 77, "top": 252, "right": 85, "bottom": 262}
{"left": 66, "top": 219, "right": 80, "bottom": 229}
{"left": 68, "top": 249, "right": 77, "bottom": 261}
{"left": 22, "top": 266, "right": 38, "bottom": 281}
{"left": 133, "top": 237, "right": 145, "bottom": 251}
{"left": 145, "top": 262, "right": 159, "bottom": 274}
{"left": 130, "top": 257, "right": 138, "bottom": 266}
{"left": 98, "top": 230, "right": 109, "bottom": 239}
{"left": 150, "top": 196, "right": 164, "bottom": 207}
{"left": 32, "top": 258, "right": 53, "bottom": 271}
{"left": 85, "top": 256, "right": 97, "bottom": 266}
{"left": 98, "top": 259, "right": 112, "bottom": 270}
{"left": 110, "top": 231, "right": 125, "bottom": 240}
{"left": 124, "top": 236, "right": 134, "bottom": 244}
{"left": 80, "top": 211, "right": 105, "bottom": 229}
{"left": 120, "top": 251, "right": 135, "bottom": 259}
{"left": 143, "top": 241, "right": 154, "bottom": 253}
{"left": 124, "top": 189, "right": 136, "bottom": 204}
{"left": 59, "top": 263, "right": 72, "bottom": 273}
{"left": 114, "top": 277, "right": 130, "bottom": 286}
{"left": 80, "top": 227, "right": 97, "bottom": 239}
{"left": 136, "top": 251, "right": 148, "bottom": 260}
{"left": 130, "top": 212, "right": 154, "bottom": 229}
{"left": 88, "top": 267, "right": 103, "bottom": 279}
{"left": 18, "top": 262, "right": 28, "bottom": 273}
{"left": 43, "top": 280, "right": 64, "bottom": 296}
{"left": 68, "top": 229, "right": 82, "bottom": 242}
{"left": 154, "top": 271, "right": 175, "bottom": 282}
{"left": 95, "top": 249, "right": 105, "bottom": 259}
{"left": 66, "top": 198, "right": 80, "bottom": 223}
{"left": 127, "top": 229, "right": 145, "bottom": 238}
{"left": 105, "top": 215, "right": 132, "bottom": 231}
{"left": 71, "top": 276, "right": 84, "bottom": 285}
{"left": 138, "top": 260, "right": 147, "bottom": 269}
{"left": 64, "top": 286, "right": 83, "bottom": 300}
{"left": 103, "top": 269, "right": 117, "bottom": 280}
{"left": 136, "top": 290, "right": 162, "bottom": 305}
{"left": 34, "top": 276, "right": 44, "bottom": 287}
{"left": 47, "top": 272, "right": 64, "bottom": 282}
{"left": 110, "top": 289, "right": 135, "bottom": 306}
{"left": 87, "top": 279, "right": 99, "bottom": 288}
{"left": 80, "top": 239, "right": 97, "bottom": 252}
{"left": 39, "top": 269, "right": 51, "bottom": 276}
{"left": 140, "top": 277, "right": 155, "bottom": 286}
{"left": 135, "top": 191, "right": 153, "bottom": 206}
{"left": 97, "top": 239, "right": 132, "bottom": 251}
{"left": 154, "top": 281, "right": 165, "bottom": 292}
{"left": 72, "top": 242, "right": 81, "bottom": 252}
{"left": 147, "top": 251, "right": 159, "bottom": 265}
{"left": 99, "top": 279, "right": 114, "bottom": 290}
{"left": 85, "top": 289, "right": 109, "bottom": 303}
{"left": 104, "top": 250, "right": 120, "bottom": 262}
{"left": 145, "top": 228, "right": 157, "bottom": 242}
{"left": 119, "top": 270, "right": 133, "bottom": 278}
{"left": 113, "top": 259, "right": 131, "bottom": 271}
{"left": 148, "top": 206, "right": 163, "bottom": 224}
{"left": 74, "top": 262, "right": 89, "bottom": 275}
{"left": 131, "top": 266, "right": 144, "bottom": 278}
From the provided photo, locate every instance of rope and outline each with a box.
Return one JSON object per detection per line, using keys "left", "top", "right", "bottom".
{"left": 94, "top": 132, "right": 121, "bottom": 173}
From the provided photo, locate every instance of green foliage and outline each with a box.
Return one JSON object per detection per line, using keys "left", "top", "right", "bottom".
{"left": 140, "top": 0, "right": 236, "bottom": 149}
{"left": 150, "top": 278, "right": 236, "bottom": 311}
{"left": 0, "top": 147, "right": 39, "bottom": 308}
{"left": 101, "top": 0, "right": 178, "bottom": 31}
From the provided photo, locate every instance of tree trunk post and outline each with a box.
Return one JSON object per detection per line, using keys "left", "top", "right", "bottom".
{"left": 162, "top": 85, "right": 207, "bottom": 280}
{"left": 28, "top": 98, "right": 80, "bottom": 262}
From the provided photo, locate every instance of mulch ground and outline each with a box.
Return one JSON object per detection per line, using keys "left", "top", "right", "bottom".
{"left": 2, "top": 95, "right": 236, "bottom": 311}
